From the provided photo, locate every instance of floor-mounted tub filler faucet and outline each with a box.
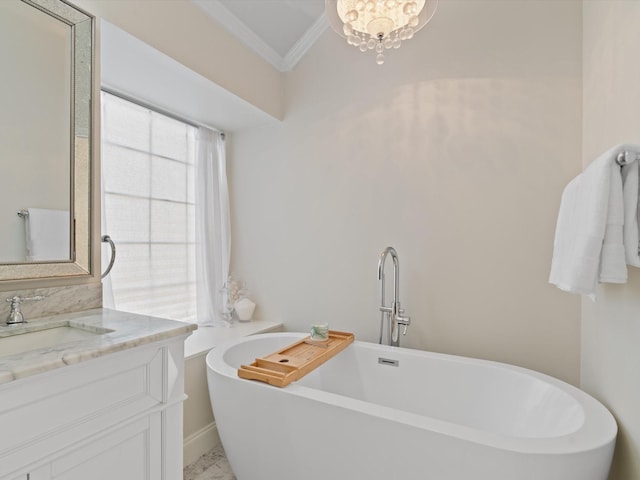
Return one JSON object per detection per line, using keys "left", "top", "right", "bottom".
{"left": 377, "top": 247, "right": 411, "bottom": 347}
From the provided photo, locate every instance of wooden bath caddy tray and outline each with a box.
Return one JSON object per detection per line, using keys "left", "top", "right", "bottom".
{"left": 237, "top": 331, "right": 354, "bottom": 387}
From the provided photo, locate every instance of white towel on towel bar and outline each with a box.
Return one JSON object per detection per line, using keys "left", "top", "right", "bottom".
{"left": 622, "top": 159, "right": 640, "bottom": 267}
{"left": 25, "top": 208, "right": 70, "bottom": 261}
{"left": 549, "top": 144, "right": 640, "bottom": 296}
{"left": 599, "top": 161, "right": 626, "bottom": 284}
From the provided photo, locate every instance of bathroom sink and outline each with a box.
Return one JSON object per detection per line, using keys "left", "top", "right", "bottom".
{"left": 0, "top": 325, "right": 112, "bottom": 357}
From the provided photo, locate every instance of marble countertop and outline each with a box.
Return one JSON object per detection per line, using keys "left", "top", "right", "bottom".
{"left": 0, "top": 308, "right": 197, "bottom": 385}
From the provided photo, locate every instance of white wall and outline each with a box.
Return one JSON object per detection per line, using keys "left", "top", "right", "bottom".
{"left": 75, "top": 0, "right": 284, "bottom": 121}
{"left": 230, "top": 0, "right": 583, "bottom": 384}
{"left": 582, "top": 2, "right": 640, "bottom": 478}
{"left": 100, "top": 20, "right": 274, "bottom": 133}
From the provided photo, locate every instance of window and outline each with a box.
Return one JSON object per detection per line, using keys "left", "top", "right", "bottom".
{"left": 101, "top": 91, "right": 198, "bottom": 322}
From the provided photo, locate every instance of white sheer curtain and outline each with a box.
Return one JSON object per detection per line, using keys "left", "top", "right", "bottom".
{"left": 101, "top": 197, "right": 115, "bottom": 309}
{"left": 195, "top": 128, "right": 230, "bottom": 326}
{"left": 100, "top": 97, "right": 115, "bottom": 310}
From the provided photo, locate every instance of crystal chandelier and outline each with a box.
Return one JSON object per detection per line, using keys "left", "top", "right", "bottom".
{"left": 325, "top": 0, "right": 438, "bottom": 65}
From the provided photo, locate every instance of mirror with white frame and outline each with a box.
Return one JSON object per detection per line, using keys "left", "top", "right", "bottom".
{"left": 0, "top": 0, "right": 93, "bottom": 281}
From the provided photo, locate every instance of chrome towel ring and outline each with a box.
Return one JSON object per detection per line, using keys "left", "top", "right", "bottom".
{"left": 101, "top": 235, "right": 116, "bottom": 279}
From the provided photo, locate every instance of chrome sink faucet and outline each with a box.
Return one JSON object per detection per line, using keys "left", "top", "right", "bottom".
{"left": 377, "top": 247, "right": 411, "bottom": 346}
{"left": 5, "top": 295, "right": 45, "bottom": 325}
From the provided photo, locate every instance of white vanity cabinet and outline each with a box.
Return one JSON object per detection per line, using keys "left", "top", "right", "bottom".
{"left": 0, "top": 334, "right": 188, "bottom": 480}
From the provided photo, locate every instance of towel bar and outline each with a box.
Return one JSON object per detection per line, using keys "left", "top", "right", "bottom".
{"left": 616, "top": 150, "right": 640, "bottom": 166}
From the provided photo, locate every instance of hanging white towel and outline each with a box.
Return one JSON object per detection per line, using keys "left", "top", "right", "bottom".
{"left": 622, "top": 159, "right": 640, "bottom": 267}
{"left": 599, "top": 161, "right": 626, "bottom": 283}
{"left": 549, "top": 145, "right": 631, "bottom": 296}
{"left": 25, "top": 208, "right": 70, "bottom": 261}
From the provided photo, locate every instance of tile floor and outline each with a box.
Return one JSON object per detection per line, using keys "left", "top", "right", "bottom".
{"left": 184, "top": 444, "right": 236, "bottom": 480}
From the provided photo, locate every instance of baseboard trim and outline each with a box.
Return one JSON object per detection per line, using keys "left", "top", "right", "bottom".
{"left": 183, "top": 421, "right": 221, "bottom": 467}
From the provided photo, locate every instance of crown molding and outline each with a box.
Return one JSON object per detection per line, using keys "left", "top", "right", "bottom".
{"left": 192, "top": 0, "right": 326, "bottom": 72}
{"left": 283, "top": 14, "right": 328, "bottom": 71}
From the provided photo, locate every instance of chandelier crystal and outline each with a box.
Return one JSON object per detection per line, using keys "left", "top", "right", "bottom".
{"left": 325, "top": 0, "right": 438, "bottom": 64}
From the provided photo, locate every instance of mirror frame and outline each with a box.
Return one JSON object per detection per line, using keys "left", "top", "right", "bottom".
{"left": 0, "top": 0, "right": 94, "bottom": 282}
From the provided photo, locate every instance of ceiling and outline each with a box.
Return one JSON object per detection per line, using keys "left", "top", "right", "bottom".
{"left": 192, "top": 0, "right": 328, "bottom": 72}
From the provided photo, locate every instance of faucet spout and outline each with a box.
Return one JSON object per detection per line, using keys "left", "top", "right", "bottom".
{"left": 377, "top": 247, "right": 410, "bottom": 347}
{"left": 378, "top": 247, "right": 399, "bottom": 302}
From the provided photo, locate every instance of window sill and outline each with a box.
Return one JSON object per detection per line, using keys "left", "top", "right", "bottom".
{"left": 184, "top": 320, "right": 284, "bottom": 359}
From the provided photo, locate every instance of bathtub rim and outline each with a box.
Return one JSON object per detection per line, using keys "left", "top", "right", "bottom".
{"left": 206, "top": 332, "right": 617, "bottom": 456}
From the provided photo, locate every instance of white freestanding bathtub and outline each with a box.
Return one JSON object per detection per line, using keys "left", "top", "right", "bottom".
{"left": 206, "top": 333, "right": 616, "bottom": 480}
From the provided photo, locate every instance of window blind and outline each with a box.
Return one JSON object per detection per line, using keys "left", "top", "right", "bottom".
{"left": 101, "top": 92, "right": 197, "bottom": 322}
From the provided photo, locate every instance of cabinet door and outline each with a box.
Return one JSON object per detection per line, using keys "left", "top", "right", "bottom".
{"left": 30, "top": 414, "right": 161, "bottom": 480}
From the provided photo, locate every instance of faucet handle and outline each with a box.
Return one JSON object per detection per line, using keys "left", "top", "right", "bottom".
{"left": 22, "top": 295, "right": 46, "bottom": 302}
{"left": 5, "top": 295, "right": 45, "bottom": 325}
{"left": 5, "top": 296, "right": 22, "bottom": 309}
{"left": 396, "top": 314, "right": 411, "bottom": 335}
{"left": 6, "top": 295, "right": 45, "bottom": 304}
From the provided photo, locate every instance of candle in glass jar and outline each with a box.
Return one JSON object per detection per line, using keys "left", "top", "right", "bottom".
{"left": 310, "top": 323, "right": 329, "bottom": 341}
